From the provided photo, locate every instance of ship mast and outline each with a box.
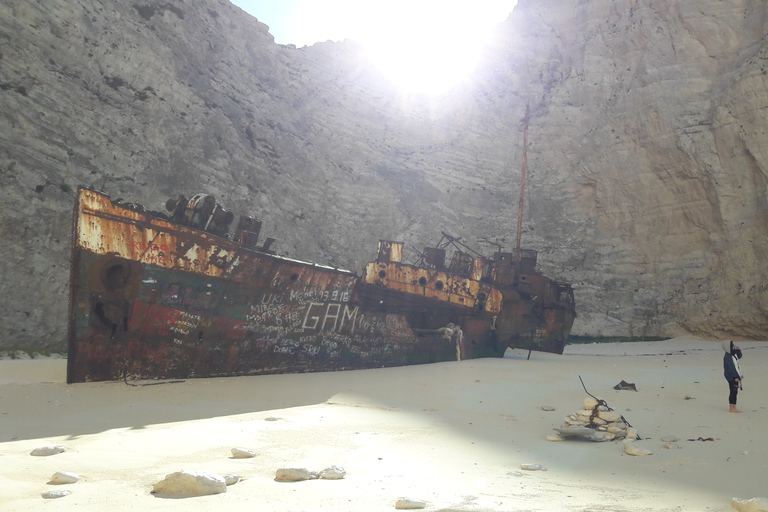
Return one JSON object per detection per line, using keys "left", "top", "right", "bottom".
{"left": 515, "top": 102, "right": 530, "bottom": 262}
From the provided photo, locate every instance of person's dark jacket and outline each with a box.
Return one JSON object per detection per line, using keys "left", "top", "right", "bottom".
{"left": 722, "top": 341, "right": 743, "bottom": 381}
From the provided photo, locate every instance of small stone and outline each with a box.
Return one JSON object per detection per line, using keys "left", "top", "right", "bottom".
{"left": 626, "top": 427, "right": 638, "bottom": 440}
{"left": 231, "top": 447, "right": 256, "bottom": 459}
{"left": 663, "top": 443, "right": 681, "bottom": 450}
{"left": 590, "top": 431, "right": 615, "bottom": 442}
{"left": 49, "top": 471, "right": 79, "bottom": 484}
{"left": 660, "top": 436, "right": 678, "bottom": 443}
{"left": 42, "top": 489, "right": 71, "bottom": 499}
{"left": 152, "top": 470, "right": 227, "bottom": 496}
{"left": 31, "top": 445, "right": 66, "bottom": 456}
{"left": 318, "top": 465, "right": 346, "bottom": 480}
{"left": 541, "top": 405, "right": 555, "bottom": 411}
{"left": 265, "top": 416, "right": 279, "bottom": 421}
{"left": 554, "top": 426, "right": 611, "bottom": 441}
{"left": 732, "top": 497, "right": 768, "bottom": 512}
{"left": 546, "top": 433, "right": 563, "bottom": 442}
{"left": 395, "top": 497, "right": 426, "bottom": 509}
{"left": 583, "top": 397, "right": 599, "bottom": 409}
{"left": 224, "top": 473, "right": 240, "bottom": 486}
{"left": 520, "top": 463, "right": 544, "bottom": 471}
{"left": 598, "top": 411, "right": 621, "bottom": 422}
{"left": 275, "top": 467, "right": 317, "bottom": 482}
{"left": 623, "top": 440, "right": 652, "bottom": 456}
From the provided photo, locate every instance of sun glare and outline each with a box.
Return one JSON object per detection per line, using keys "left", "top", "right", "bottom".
{"left": 299, "top": 0, "right": 517, "bottom": 94}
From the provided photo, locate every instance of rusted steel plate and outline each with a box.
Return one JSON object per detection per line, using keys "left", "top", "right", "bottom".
{"left": 360, "top": 262, "right": 503, "bottom": 313}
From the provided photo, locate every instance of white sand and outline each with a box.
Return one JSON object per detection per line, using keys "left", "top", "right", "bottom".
{"left": 1, "top": 336, "right": 766, "bottom": 511}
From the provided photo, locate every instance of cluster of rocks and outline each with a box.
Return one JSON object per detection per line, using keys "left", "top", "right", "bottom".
{"left": 274, "top": 466, "right": 346, "bottom": 482}
{"left": 547, "top": 397, "right": 635, "bottom": 443}
{"left": 29, "top": 445, "right": 79, "bottom": 499}
{"left": 30, "top": 443, "right": 343, "bottom": 499}
{"left": 545, "top": 397, "right": 657, "bottom": 456}
{"left": 28, "top": 441, "right": 427, "bottom": 508}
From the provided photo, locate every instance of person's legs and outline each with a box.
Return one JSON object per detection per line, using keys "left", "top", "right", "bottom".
{"left": 728, "top": 380, "right": 741, "bottom": 413}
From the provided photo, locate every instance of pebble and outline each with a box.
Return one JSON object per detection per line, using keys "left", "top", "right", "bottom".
{"left": 597, "top": 411, "right": 621, "bottom": 422}
{"left": 41, "top": 489, "right": 71, "bottom": 499}
{"left": 275, "top": 467, "right": 318, "bottom": 482}
{"left": 541, "top": 405, "right": 556, "bottom": 411}
{"left": 520, "top": 463, "right": 546, "bottom": 471}
{"left": 231, "top": 447, "right": 256, "bottom": 459}
{"left": 395, "top": 498, "right": 426, "bottom": 509}
{"left": 318, "top": 465, "right": 346, "bottom": 480}
{"left": 49, "top": 471, "right": 79, "bottom": 484}
{"left": 224, "top": 473, "right": 240, "bottom": 486}
{"left": 265, "top": 416, "right": 279, "bottom": 421}
{"left": 663, "top": 443, "right": 681, "bottom": 450}
{"left": 623, "top": 440, "right": 653, "bottom": 456}
{"left": 584, "top": 397, "right": 599, "bottom": 409}
{"left": 31, "top": 445, "right": 66, "bottom": 456}
{"left": 660, "top": 436, "right": 678, "bottom": 443}
{"left": 152, "top": 470, "right": 227, "bottom": 496}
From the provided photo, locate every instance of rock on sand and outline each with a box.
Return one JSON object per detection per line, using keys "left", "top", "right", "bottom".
{"left": 395, "top": 497, "right": 427, "bottom": 509}
{"left": 623, "top": 440, "right": 653, "bottom": 456}
{"left": 231, "top": 447, "right": 256, "bottom": 458}
{"left": 49, "top": 471, "right": 79, "bottom": 484}
{"left": 275, "top": 467, "right": 318, "bottom": 482}
{"left": 30, "top": 445, "right": 66, "bottom": 456}
{"left": 152, "top": 470, "right": 227, "bottom": 496}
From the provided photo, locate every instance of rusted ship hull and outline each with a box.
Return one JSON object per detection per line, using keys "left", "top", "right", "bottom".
{"left": 67, "top": 188, "right": 575, "bottom": 383}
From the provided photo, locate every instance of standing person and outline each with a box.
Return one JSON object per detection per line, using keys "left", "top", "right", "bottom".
{"left": 722, "top": 340, "right": 744, "bottom": 413}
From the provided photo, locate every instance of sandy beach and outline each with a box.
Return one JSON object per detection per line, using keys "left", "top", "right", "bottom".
{"left": 1, "top": 336, "right": 766, "bottom": 511}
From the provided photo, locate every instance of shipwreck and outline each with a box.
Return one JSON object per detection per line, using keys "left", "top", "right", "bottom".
{"left": 67, "top": 187, "right": 576, "bottom": 383}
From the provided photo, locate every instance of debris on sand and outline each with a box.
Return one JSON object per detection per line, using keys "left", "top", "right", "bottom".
{"left": 151, "top": 470, "right": 227, "bottom": 497}
{"left": 49, "top": 471, "right": 79, "bottom": 484}
{"left": 30, "top": 445, "right": 66, "bottom": 456}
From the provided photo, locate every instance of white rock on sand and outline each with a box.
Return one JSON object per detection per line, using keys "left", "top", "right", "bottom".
{"left": 395, "top": 497, "right": 427, "bottom": 509}
{"left": 49, "top": 471, "right": 79, "bottom": 484}
{"left": 151, "top": 470, "right": 227, "bottom": 496}
{"left": 275, "top": 467, "right": 317, "bottom": 482}
{"left": 318, "top": 465, "right": 346, "bottom": 479}
{"left": 223, "top": 473, "right": 240, "bottom": 486}
{"left": 623, "top": 439, "right": 653, "bottom": 456}
{"left": 30, "top": 445, "right": 66, "bottom": 456}
{"left": 231, "top": 447, "right": 256, "bottom": 458}
{"left": 41, "top": 489, "right": 71, "bottom": 499}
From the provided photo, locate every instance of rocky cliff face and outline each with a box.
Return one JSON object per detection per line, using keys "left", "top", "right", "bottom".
{"left": 1, "top": 0, "right": 766, "bottom": 350}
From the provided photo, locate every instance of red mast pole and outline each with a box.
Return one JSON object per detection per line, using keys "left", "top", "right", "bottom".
{"left": 516, "top": 103, "right": 530, "bottom": 262}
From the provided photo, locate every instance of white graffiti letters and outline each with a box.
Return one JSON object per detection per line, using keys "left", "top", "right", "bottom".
{"left": 302, "top": 302, "right": 359, "bottom": 333}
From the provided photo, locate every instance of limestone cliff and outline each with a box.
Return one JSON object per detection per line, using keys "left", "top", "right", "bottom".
{"left": 1, "top": 0, "right": 766, "bottom": 350}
